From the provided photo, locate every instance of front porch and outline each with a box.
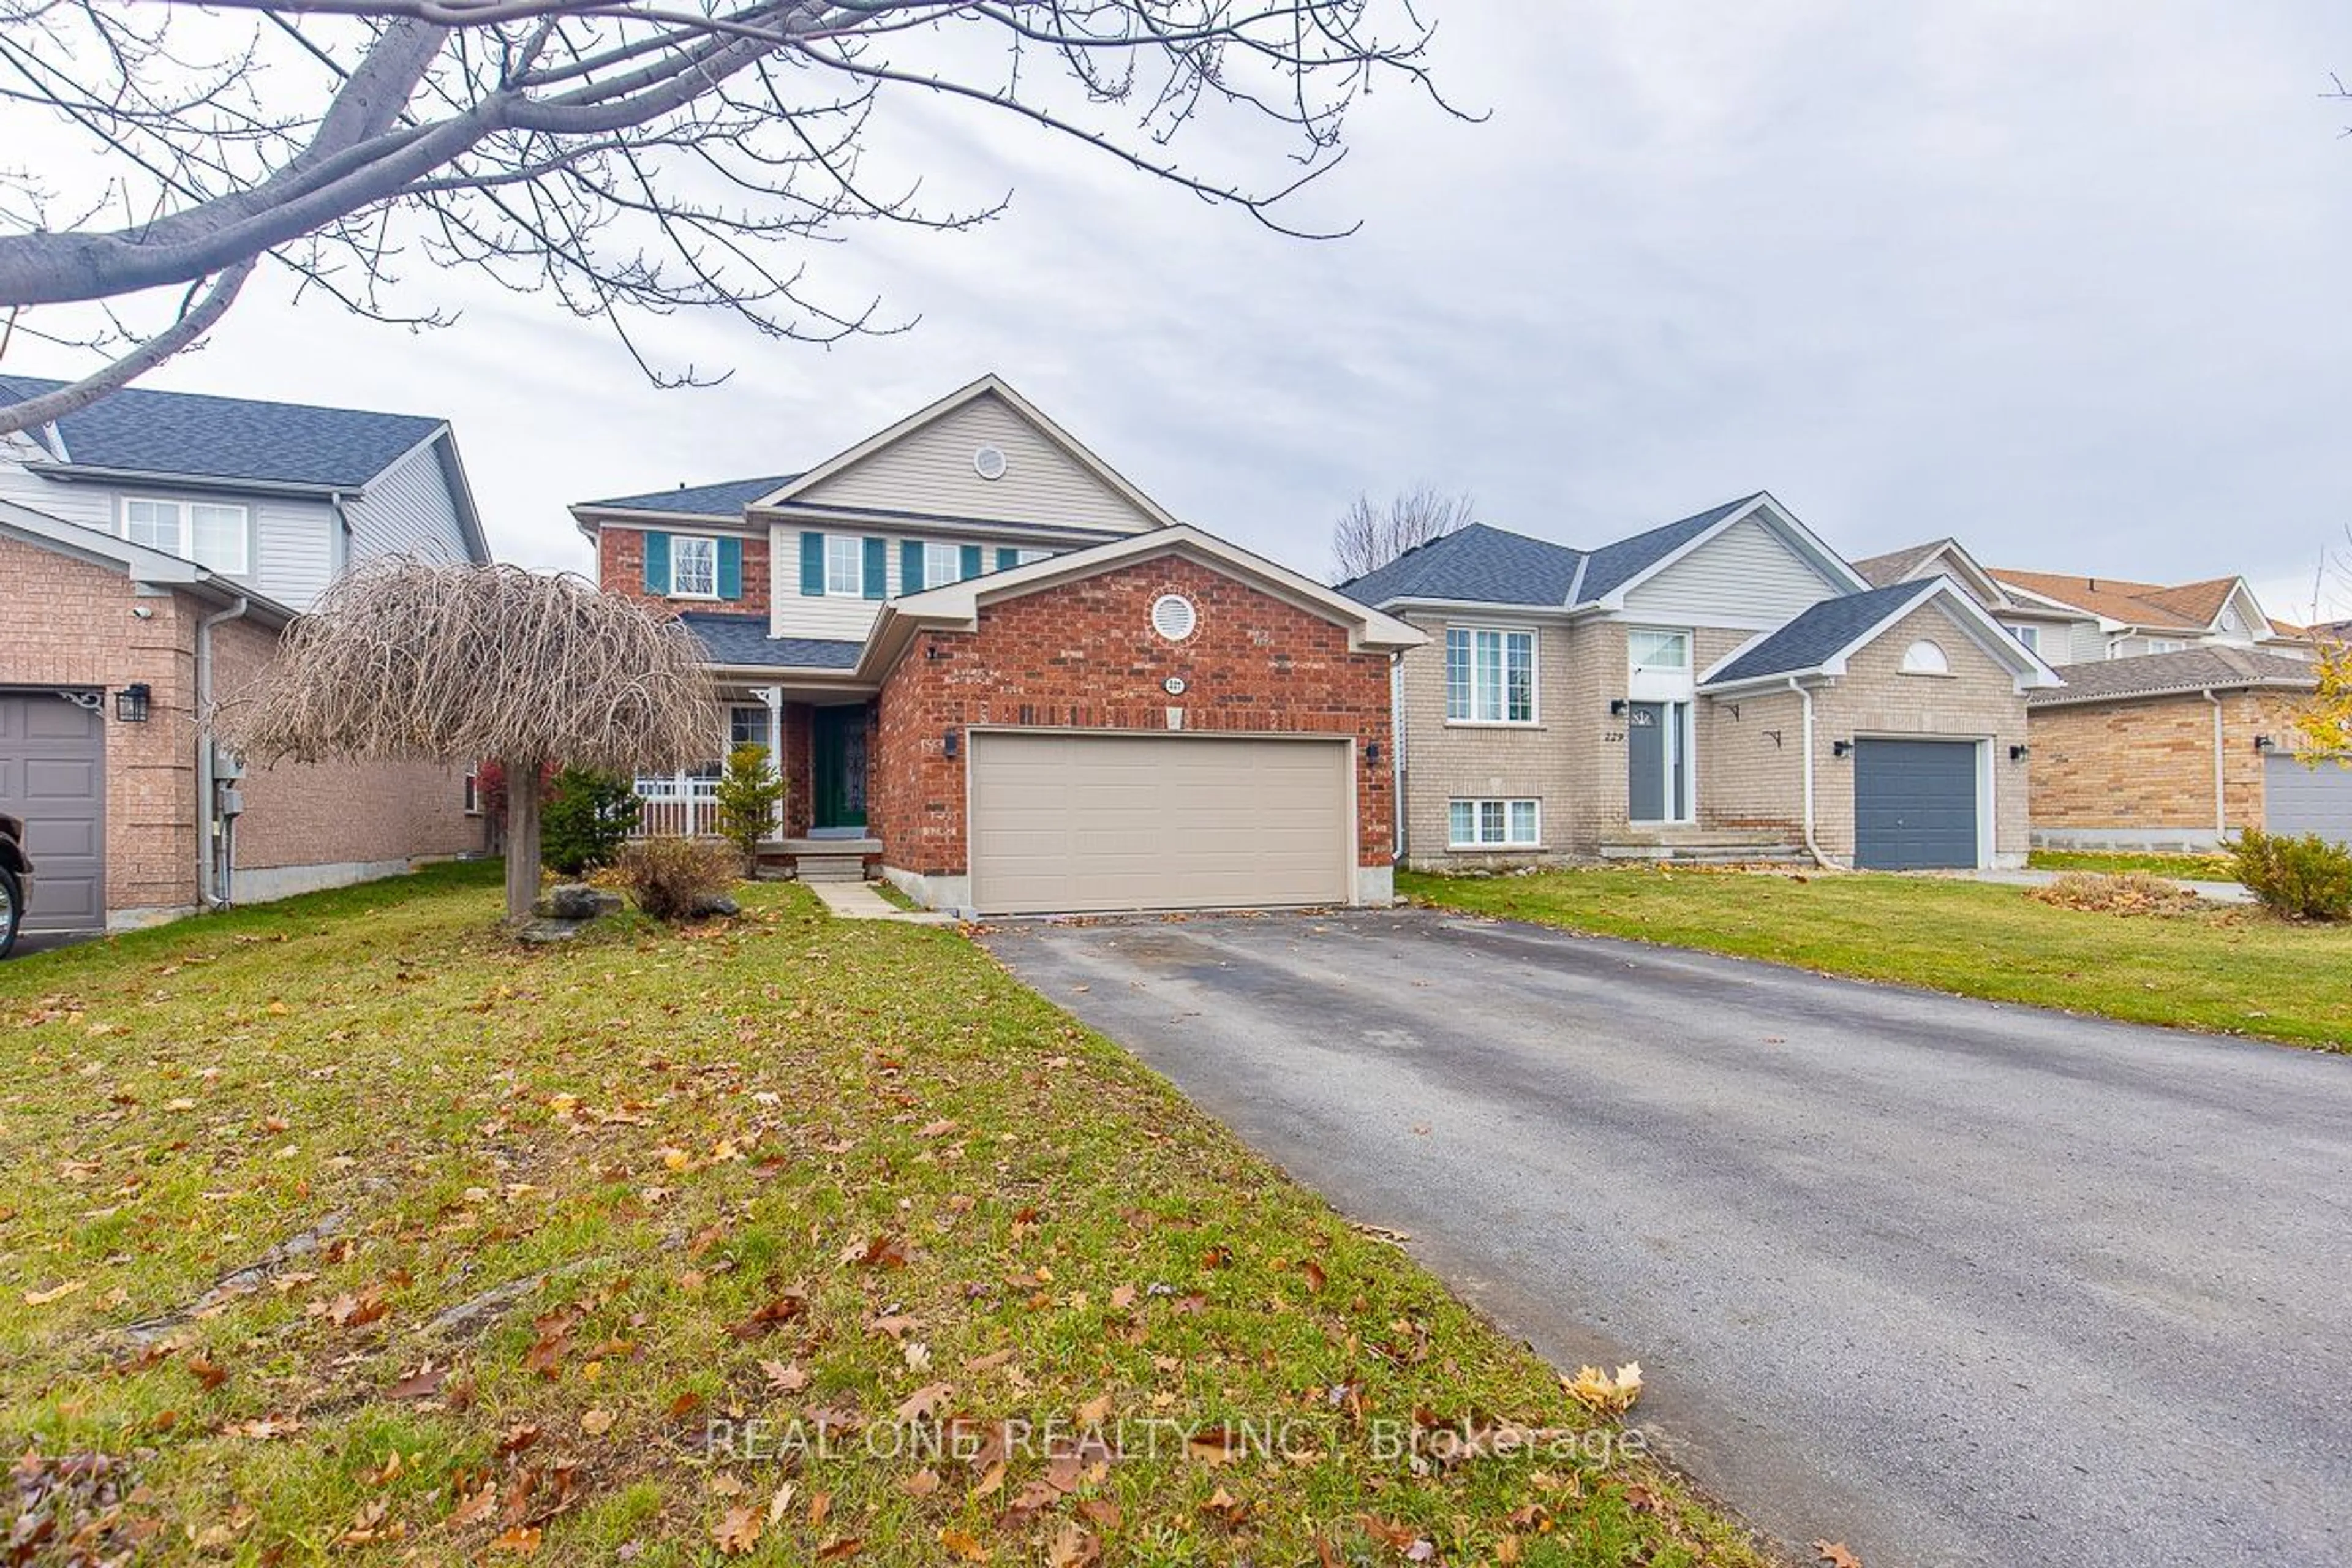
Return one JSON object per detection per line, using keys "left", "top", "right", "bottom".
{"left": 630, "top": 688, "right": 879, "bottom": 878}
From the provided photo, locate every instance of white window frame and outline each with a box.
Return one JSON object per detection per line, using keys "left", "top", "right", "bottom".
{"left": 1444, "top": 626, "right": 1537, "bottom": 725}
{"left": 1627, "top": 628, "right": 1691, "bottom": 674}
{"left": 1449, "top": 797, "right": 1541, "bottom": 849}
{"left": 1013, "top": 548, "right": 1052, "bottom": 566}
{"left": 922, "top": 541, "right": 962, "bottom": 590}
{"left": 1899, "top": 638, "right": 1951, "bottom": 676}
{"left": 2009, "top": 624, "right": 2040, "bottom": 652}
{"left": 668, "top": 534, "right": 719, "bottom": 599}
{"left": 824, "top": 535, "right": 864, "bottom": 597}
{"left": 120, "top": 497, "right": 250, "bottom": 575}
{"left": 2146, "top": 637, "right": 2185, "bottom": 655}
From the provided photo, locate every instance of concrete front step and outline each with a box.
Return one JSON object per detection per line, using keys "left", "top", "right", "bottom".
{"left": 794, "top": 858, "right": 870, "bottom": 883}
{"left": 1598, "top": 831, "right": 1809, "bottom": 864}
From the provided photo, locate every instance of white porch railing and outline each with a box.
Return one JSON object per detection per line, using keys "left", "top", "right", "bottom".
{"left": 632, "top": 773, "right": 720, "bottom": 839}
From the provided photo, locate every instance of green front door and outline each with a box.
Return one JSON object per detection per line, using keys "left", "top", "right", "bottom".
{"left": 813, "top": 705, "right": 869, "bottom": 831}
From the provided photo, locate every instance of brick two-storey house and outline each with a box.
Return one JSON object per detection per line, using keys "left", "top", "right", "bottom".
{"left": 573, "top": 376, "right": 1419, "bottom": 918}
{"left": 0, "top": 376, "right": 491, "bottom": 940}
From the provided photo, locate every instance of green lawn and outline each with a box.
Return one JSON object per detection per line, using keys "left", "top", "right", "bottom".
{"left": 2026, "top": 848, "right": 2239, "bottom": 881}
{"left": 0, "top": 863, "right": 1762, "bottom": 1566}
{"left": 1401, "top": 868, "right": 2352, "bottom": 1050}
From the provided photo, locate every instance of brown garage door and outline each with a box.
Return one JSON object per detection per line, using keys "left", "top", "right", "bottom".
{"left": 968, "top": 731, "right": 1352, "bottom": 915}
{"left": 0, "top": 692, "right": 107, "bottom": 933}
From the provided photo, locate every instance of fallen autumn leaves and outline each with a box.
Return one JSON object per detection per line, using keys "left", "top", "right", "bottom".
{"left": 0, "top": 864, "right": 1764, "bottom": 1565}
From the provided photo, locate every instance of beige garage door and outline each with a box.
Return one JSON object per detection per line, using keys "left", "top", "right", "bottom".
{"left": 968, "top": 732, "right": 1352, "bottom": 915}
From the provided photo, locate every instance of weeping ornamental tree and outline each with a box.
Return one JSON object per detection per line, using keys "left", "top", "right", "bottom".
{"left": 214, "top": 560, "right": 724, "bottom": 922}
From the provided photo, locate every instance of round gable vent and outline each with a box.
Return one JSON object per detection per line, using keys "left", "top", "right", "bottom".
{"left": 1151, "top": 593, "right": 1198, "bottom": 642}
{"left": 973, "top": 444, "right": 1008, "bottom": 481}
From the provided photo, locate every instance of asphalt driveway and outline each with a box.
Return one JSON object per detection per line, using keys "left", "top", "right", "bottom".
{"left": 980, "top": 908, "right": 2352, "bottom": 1568}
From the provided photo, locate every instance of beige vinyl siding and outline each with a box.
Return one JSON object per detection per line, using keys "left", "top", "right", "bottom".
{"left": 1620, "top": 516, "right": 1845, "bottom": 625}
{"left": 765, "top": 526, "right": 1057, "bottom": 643}
{"left": 343, "top": 438, "right": 471, "bottom": 566}
{"left": 791, "top": 393, "right": 1161, "bottom": 534}
{"left": 2067, "top": 620, "right": 2106, "bottom": 664}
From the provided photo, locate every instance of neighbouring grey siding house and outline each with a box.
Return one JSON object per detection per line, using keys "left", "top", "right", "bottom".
{"left": 1341, "top": 494, "right": 2062, "bottom": 872}
{"left": 0, "top": 375, "right": 486, "bottom": 611}
{"left": 0, "top": 375, "right": 492, "bottom": 935}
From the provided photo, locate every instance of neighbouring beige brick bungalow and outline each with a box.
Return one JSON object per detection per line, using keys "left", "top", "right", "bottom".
{"left": 0, "top": 378, "right": 490, "bottom": 937}
{"left": 1340, "top": 494, "right": 2061, "bottom": 872}
{"left": 2025, "top": 647, "right": 2348, "bottom": 850}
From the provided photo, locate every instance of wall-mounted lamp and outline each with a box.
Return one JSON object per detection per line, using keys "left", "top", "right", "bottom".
{"left": 1608, "top": 698, "right": 1627, "bottom": 717}
{"left": 115, "top": 682, "right": 151, "bottom": 723}
{"left": 2008, "top": 743, "right": 2030, "bottom": 762}
{"left": 2253, "top": 734, "right": 2275, "bottom": 753}
{"left": 1831, "top": 739, "right": 1853, "bottom": 759}
{"left": 942, "top": 728, "right": 960, "bottom": 759}
{"left": 1365, "top": 741, "right": 1381, "bottom": 766}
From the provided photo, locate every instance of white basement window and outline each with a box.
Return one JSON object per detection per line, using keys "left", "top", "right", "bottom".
{"left": 1449, "top": 798, "right": 1540, "bottom": 848}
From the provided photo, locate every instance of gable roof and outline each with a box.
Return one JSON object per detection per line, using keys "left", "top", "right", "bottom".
{"left": 2134, "top": 576, "right": 2242, "bottom": 627}
{"left": 1850, "top": 536, "right": 2029, "bottom": 612}
{"left": 0, "top": 374, "right": 447, "bottom": 490}
{"left": 585, "top": 475, "right": 801, "bottom": 518}
{"left": 1850, "top": 540, "right": 1947, "bottom": 588}
{"left": 1574, "top": 494, "right": 1765, "bottom": 603}
{"left": 867, "top": 524, "right": 1422, "bottom": 678}
{"left": 1988, "top": 568, "right": 2228, "bottom": 632}
{"left": 2027, "top": 646, "right": 2316, "bottom": 707}
{"left": 1336, "top": 524, "right": 1584, "bottom": 608}
{"left": 752, "top": 375, "right": 1180, "bottom": 530}
{"left": 1700, "top": 577, "right": 2060, "bottom": 692}
{"left": 674, "top": 612, "right": 861, "bottom": 672}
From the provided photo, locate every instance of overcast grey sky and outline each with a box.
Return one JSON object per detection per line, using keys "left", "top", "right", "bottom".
{"left": 11, "top": 2, "right": 2352, "bottom": 620}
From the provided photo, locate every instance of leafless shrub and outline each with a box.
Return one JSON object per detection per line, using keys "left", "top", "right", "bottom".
{"left": 616, "top": 837, "right": 741, "bottom": 922}
{"left": 2027, "top": 872, "right": 2201, "bottom": 918}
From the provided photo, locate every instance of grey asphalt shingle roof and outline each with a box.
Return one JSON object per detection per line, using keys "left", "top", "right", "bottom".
{"left": 1336, "top": 524, "right": 1584, "bottom": 607}
{"left": 1573, "top": 494, "right": 1764, "bottom": 603}
{"left": 2029, "top": 646, "right": 2316, "bottom": 706}
{"left": 0, "top": 374, "right": 445, "bottom": 488}
{"left": 582, "top": 475, "right": 800, "bottom": 516}
{"left": 676, "top": 612, "right": 861, "bottom": 670}
{"left": 1703, "top": 581, "right": 1934, "bottom": 685}
{"left": 1850, "top": 540, "right": 1948, "bottom": 589}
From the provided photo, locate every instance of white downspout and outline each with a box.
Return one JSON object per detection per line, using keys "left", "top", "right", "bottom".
{"left": 196, "top": 597, "right": 252, "bottom": 908}
{"left": 1788, "top": 676, "right": 1841, "bottom": 870}
{"left": 1390, "top": 654, "right": 1408, "bottom": 862}
{"left": 2204, "top": 690, "right": 2226, "bottom": 841}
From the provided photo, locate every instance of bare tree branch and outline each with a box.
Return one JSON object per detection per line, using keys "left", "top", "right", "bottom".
{"left": 1331, "top": 483, "right": 1475, "bottom": 584}
{"left": 0, "top": 258, "right": 255, "bottom": 428}
{"left": 0, "top": 0, "right": 1464, "bottom": 434}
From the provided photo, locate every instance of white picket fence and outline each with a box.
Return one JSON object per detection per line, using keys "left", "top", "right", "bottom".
{"left": 631, "top": 774, "right": 720, "bottom": 839}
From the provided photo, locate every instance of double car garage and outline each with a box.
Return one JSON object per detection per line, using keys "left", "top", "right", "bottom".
{"left": 965, "top": 731, "right": 1356, "bottom": 914}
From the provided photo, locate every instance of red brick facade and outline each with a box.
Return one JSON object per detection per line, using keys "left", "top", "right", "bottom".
{"left": 868, "top": 556, "right": 1395, "bottom": 876}
{"left": 1, "top": 534, "right": 482, "bottom": 924}
{"left": 598, "top": 524, "right": 769, "bottom": 617}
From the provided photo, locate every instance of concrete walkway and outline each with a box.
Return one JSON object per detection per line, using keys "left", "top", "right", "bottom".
{"left": 806, "top": 880, "right": 960, "bottom": 924}
{"left": 1945, "top": 867, "right": 2254, "bottom": 903}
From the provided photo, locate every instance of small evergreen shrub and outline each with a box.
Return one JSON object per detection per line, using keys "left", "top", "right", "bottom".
{"left": 616, "top": 837, "right": 741, "bottom": 922}
{"left": 2228, "top": 829, "right": 2352, "bottom": 921}
{"left": 541, "top": 766, "right": 642, "bottom": 876}
{"left": 712, "top": 742, "right": 786, "bottom": 868}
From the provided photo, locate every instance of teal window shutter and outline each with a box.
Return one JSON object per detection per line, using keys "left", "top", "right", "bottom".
{"left": 641, "top": 530, "right": 670, "bottom": 594}
{"left": 901, "top": 540, "right": 927, "bottom": 593}
{"left": 960, "top": 544, "right": 983, "bottom": 580}
{"left": 799, "top": 532, "right": 824, "bottom": 597}
{"left": 996, "top": 547, "right": 1019, "bottom": 571}
{"left": 862, "top": 537, "right": 887, "bottom": 600}
{"left": 716, "top": 537, "right": 743, "bottom": 600}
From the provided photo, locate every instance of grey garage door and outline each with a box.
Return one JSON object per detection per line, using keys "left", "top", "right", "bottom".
{"left": 2263, "top": 753, "right": 2352, "bottom": 845}
{"left": 0, "top": 692, "right": 107, "bottom": 933}
{"left": 1854, "top": 738, "right": 1980, "bottom": 870}
{"left": 968, "top": 731, "right": 1352, "bottom": 915}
